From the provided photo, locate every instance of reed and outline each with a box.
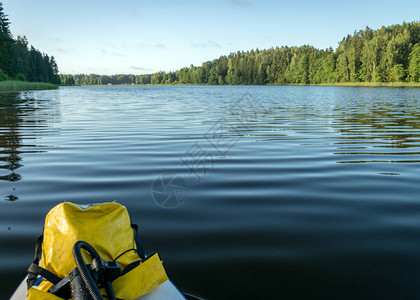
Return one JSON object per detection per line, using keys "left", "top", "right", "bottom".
{"left": 317, "top": 82, "right": 420, "bottom": 88}
{"left": 0, "top": 81, "right": 58, "bottom": 91}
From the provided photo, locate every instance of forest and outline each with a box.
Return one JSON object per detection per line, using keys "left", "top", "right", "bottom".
{"left": 0, "top": 2, "right": 60, "bottom": 84}
{"left": 60, "top": 21, "right": 420, "bottom": 86}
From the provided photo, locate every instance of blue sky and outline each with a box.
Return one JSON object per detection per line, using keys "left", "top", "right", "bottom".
{"left": 2, "top": 0, "right": 419, "bottom": 75}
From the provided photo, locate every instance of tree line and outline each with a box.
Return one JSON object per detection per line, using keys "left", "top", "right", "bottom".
{"left": 0, "top": 2, "right": 60, "bottom": 84}
{"left": 59, "top": 74, "right": 151, "bottom": 86}
{"left": 61, "top": 21, "right": 420, "bottom": 86}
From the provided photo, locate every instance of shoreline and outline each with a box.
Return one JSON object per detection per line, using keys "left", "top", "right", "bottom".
{"left": 0, "top": 81, "right": 58, "bottom": 92}
{"left": 61, "top": 82, "right": 420, "bottom": 88}
{"left": 315, "top": 82, "right": 420, "bottom": 88}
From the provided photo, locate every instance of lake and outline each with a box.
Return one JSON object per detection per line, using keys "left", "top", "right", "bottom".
{"left": 1, "top": 85, "right": 420, "bottom": 299}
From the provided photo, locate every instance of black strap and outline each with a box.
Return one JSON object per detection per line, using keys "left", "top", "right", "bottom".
{"left": 120, "top": 252, "right": 157, "bottom": 276}
{"left": 120, "top": 260, "right": 141, "bottom": 276}
{"left": 27, "top": 234, "right": 62, "bottom": 289}
{"left": 28, "top": 263, "right": 62, "bottom": 285}
{"left": 112, "top": 224, "right": 146, "bottom": 278}
{"left": 33, "top": 234, "right": 43, "bottom": 263}
{"left": 114, "top": 224, "right": 145, "bottom": 278}
{"left": 112, "top": 248, "right": 137, "bottom": 262}
{"left": 131, "top": 224, "right": 145, "bottom": 260}
{"left": 27, "top": 234, "right": 44, "bottom": 289}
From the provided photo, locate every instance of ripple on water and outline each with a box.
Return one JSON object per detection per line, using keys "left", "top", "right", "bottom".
{"left": 1, "top": 86, "right": 420, "bottom": 299}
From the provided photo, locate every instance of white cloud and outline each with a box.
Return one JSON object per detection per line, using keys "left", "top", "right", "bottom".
{"left": 228, "top": 0, "right": 254, "bottom": 8}
{"left": 190, "top": 40, "right": 221, "bottom": 48}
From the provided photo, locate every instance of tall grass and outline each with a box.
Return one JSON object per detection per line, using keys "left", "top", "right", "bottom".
{"left": 317, "top": 82, "right": 420, "bottom": 88}
{"left": 0, "top": 80, "right": 58, "bottom": 91}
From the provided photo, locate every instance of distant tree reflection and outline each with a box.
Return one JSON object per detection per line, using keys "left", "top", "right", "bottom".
{"left": 0, "top": 92, "right": 60, "bottom": 201}
{"left": 0, "top": 93, "right": 25, "bottom": 200}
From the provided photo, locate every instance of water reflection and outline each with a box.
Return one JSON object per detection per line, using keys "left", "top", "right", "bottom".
{"left": 331, "top": 97, "right": 420, "bottom": 164}
{"left": 219, "top": 89, "right": 420, "bottom": 167}
{"left": 0, "top": 93, "right": 25, "bottom": 196}
{"left": 0, "top": 92, "right": 60, "bottom": 201}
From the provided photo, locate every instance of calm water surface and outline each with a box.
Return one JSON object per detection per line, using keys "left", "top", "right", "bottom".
{"left": 1, "top": 86, "right": 420, "bottom": 299}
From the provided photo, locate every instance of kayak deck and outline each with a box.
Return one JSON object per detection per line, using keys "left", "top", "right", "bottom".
{"left": 10, "top": 277, "right": 186, "bottom": 300}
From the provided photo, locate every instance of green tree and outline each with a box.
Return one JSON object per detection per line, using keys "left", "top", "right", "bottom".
{"left": 0, "top": 2, "right": 14, "bottom": 76}
{"left": 389, "top": 64, "right": 406, "bottom": 82}
{"left": 295, "top": 52, "right": 309, "bottom": 84}
{"left": 372, "top": 66, "right": 384, "bottom": 82}
{"left": 0, "top": 68, "right": 9, "bottom": 81}
{"left": 15, "top": 73, "right": 26, "bottom": 81}
{"left": 408, "top": 43, "right": 420, "bottom": 82}
{"left": 59, "top": 21, "right": 420, "bottom": 87}
{"left": 14, "top": 35, "right": 30, "bottom": 77}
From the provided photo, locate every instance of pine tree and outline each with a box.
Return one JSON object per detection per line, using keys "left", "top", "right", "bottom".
{"left": 0, "top": 2, "right": 14, "bottom": 76}
{"left": 408, "top": 43, "right": 420, "bottom": 82}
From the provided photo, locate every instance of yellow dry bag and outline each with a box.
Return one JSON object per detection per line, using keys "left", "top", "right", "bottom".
{"left": 26, "top": 202, "right": 168, "bottom": 300}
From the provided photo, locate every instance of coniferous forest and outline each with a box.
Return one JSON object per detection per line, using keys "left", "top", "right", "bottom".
{"left": 1, "top": 0, "right": 419, "bottom": 88}
{"left": 0, "top": 2, "right": 59, "bottom": 84}
{"left": 60, "top": 21, "right": 420, "bottom": 86}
